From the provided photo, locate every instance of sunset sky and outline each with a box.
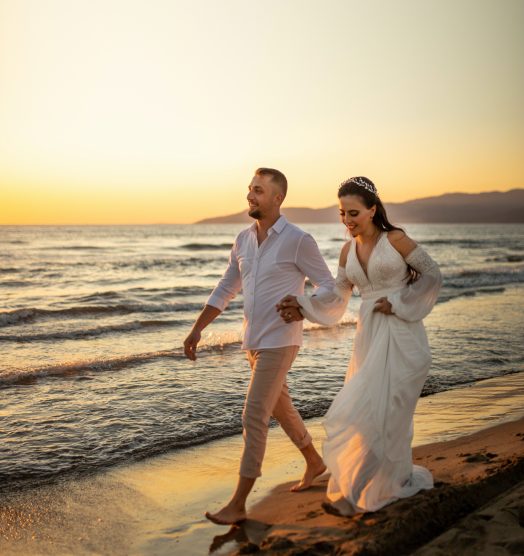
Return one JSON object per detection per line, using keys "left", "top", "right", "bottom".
{"left": 1, "top": 0, "right": 523, "bottom": 224}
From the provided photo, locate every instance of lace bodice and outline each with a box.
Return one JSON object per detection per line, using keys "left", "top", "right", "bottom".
{"left": 346, "top": 233, "right": 408, "bottom": 295}
{"left": 297, "top": 233, "right": 442, "bottom": 326}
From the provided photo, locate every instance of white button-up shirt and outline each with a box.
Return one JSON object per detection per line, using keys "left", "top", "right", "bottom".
{"left": 206, "top": 215, "right": 334, "bottom": 350}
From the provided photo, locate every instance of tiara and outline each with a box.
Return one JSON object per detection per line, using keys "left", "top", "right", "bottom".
{"left": 340, "top": 176, "right": 378, "bottom": 196}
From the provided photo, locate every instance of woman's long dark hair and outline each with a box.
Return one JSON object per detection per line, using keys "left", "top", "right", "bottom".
{"left": 338, "top": 177, "right": 419, "bottom": 284}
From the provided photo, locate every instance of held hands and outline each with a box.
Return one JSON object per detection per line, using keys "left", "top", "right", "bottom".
{"left": 183, "top": 328, "right": 201, "bottom": 361}
{"left": 373, "top": 297, "right": 393, "bottom": 315}
{"left": 276, "top": 295, "right": 304, "bottom": 323}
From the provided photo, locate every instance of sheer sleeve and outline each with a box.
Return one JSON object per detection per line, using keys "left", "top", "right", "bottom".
{"left": 296, "top": 266, "right": 353, "bottom": 326}
{"left": 387, "top": 246, "right": 442, "bottom": 322}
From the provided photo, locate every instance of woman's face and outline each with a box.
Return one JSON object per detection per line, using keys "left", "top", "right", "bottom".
{"left": 339, "top": 195, "right": 376, "bottom": 237}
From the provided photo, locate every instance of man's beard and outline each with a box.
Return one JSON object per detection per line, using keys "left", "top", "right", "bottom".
{"left": 248, "top": 207, "right": 262, "bottom": 219}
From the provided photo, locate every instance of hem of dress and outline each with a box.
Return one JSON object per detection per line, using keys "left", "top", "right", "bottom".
{"left": 326, "top": 466, "right": 434, "bottom": 515}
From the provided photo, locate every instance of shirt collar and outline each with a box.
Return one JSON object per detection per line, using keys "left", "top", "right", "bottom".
{"left": 270, "top": 214, "right": 288, "bottom": 234}
{"left": 249, "top": 214, "right": 288, "bottom": 235}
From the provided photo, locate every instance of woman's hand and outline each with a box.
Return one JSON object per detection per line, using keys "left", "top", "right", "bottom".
{"left": 373, "top": 297, "right": 393, "bottom": 315}
{"left": 276, "top": 295, "right": 303, "bottom": 323}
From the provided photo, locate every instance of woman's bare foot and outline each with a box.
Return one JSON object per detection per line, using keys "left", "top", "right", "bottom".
{"left": 290, "top": 462, "right": 327, "bottom": 492}
{"left": 321, "top": 501, "right": 343, "bottom": 516}
{"left": 205, "top": 503, "right": 247, "bottom": 526}
{"left": 322, "top": 500, "right": 358, "bottom": 517}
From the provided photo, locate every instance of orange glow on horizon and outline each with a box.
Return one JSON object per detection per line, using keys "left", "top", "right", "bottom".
{"left": 1, "top": 1, "right": 522, "bottom": 225}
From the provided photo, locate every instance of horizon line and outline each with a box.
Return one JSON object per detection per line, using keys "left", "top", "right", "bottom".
{"left": 1, "top": 187, "right": 521, "bottom": 227}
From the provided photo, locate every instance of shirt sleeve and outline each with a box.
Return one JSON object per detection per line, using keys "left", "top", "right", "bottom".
{"left": 294, "top": 233, "right": 335, "bottom": 295}
{"left": 386, "top": 245, "right": 442, "bottom": 322}
{"left": 296, "top": 266, "right": 353, "bottom": 326}
{"left": 206, "top": 239, "right": 242, "bottom": 311}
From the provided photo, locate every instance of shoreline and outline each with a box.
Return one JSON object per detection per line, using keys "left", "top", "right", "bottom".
{"left": 1, "top": 372, "right": 523, "bottom": 555}
{"left": 3, "top": 365, "right": 522, "bottom": 499}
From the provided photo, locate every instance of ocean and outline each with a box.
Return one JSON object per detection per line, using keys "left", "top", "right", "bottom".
{"left": 1, "top": 223, "right": 523, "bottom": 493}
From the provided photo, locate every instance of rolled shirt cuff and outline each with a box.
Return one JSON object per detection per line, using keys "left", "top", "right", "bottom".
{"left": 206, "top": 293, "right": 229, "bottom": 312}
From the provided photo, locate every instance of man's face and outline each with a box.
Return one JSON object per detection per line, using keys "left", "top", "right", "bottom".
{"left": 246, "top": 174, "right": 282, "bottom": 220}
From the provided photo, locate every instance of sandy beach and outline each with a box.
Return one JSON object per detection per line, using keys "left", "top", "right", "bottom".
{"left": 244, "top": 418, "right": 524, "bottom": 555}
{"left": 0, "top": 371, "right": 523, "bottom": 555}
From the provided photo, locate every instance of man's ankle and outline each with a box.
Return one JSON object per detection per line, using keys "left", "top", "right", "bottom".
{"left": 228, "top": 499, "right": 246, "bottom": 511}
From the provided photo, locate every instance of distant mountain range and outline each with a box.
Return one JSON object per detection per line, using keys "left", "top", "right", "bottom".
{"left": 197, "top": 189, "right": 524, "bottom": 224}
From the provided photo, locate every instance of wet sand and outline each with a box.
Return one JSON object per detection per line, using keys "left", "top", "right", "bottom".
{"left": 0, "top": 372, "right": 523, "bottom": 555}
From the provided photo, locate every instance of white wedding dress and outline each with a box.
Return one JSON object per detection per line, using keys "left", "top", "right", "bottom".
{"left": 297, "top": 233, "right": 442, "bottom": 515}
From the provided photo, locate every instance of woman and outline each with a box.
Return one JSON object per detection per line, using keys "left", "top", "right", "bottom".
{"left": 277, "top": 176, "right": 442, "bottom": 516}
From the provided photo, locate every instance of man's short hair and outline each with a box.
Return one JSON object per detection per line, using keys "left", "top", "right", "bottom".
{"left": 255, "top": 167, "right": 287, "bottom": 198}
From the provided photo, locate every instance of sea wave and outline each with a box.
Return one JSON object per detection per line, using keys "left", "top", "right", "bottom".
{"left": 41, "top": 245, "right": 107, "bottom": 251}
{"left": 0, "top": 300, "right": 231, "bottom": 328}
{"left": 23, "top": 255, "right": 230, "bottom": 272}
{"left": 72, "top": 285, "right": 212, "bottom": 303}
{"left": 443, "top": 267, "right": 524, "bottom": 290}
{"left": 486, "top": 254, "right": 524, "bottom": 263}
{"left": 421, "top": 239, "right": 488, "bottom": 247}
{"left": 438, "top": 286, "right": 506, "bottom": 303}
{"left": 0, "top": 319, "right": 187, "bottom": 343}
{"left": 0, "top": 340, "right": 246, "bottom": 387}
{"left": 421, "top": 369, "right": 521, "bottom": 396}
{"left": 0, "top": 349, "right": 185, "bottom": 386}
{"left": 0, "top": 280, "right": 32, "bottom": 287}
{"left": 111, "top": 256, "right": 229, "bottom": 270}
{"left": 179, "top": 242, "right": 233, "bottom": 251}
{"left": 22, "top": 256, "right": 230, "bottom": 273}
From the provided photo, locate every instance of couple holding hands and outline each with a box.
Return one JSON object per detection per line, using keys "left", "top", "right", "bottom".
{"left": 183, "top": 168, "right": 442, "bottom": 524}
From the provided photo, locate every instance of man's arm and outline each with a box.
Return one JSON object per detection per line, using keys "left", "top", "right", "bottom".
{"left": 295, "top": 233, "right": 335, "bottom": 294}
{"left": 183, "top": 305, "right": 222, "bottom": 360}
{"left": 183, "top": 240, "right": 242, "bottom": 361}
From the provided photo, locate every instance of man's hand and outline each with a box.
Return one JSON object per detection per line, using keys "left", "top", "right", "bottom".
{"left": 276, "top": 295, "right": 303, "bottom": 323}
{"left": 279, "top": 306, "right": 304, "bottom": 323}
{"left": 276, "top": 295, "right": 300, "bottom": 312}
{"left": 183, "top": 329, "right": 201, "bottom": 361}
{"left": 182, "top": 305, "right": 222, "bottom": 361}
{"left": 373, "top": 297, "right": 393, "bottom": 315}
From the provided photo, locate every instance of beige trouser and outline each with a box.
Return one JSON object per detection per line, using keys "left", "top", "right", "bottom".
{"left": 239, "top": 346, "right": 312, "bottom": 478}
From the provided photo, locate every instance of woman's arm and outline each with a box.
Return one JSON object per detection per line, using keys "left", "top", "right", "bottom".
{"left": 278, "top": 241, "right": 354, "bottom": 326}
{"left": 385, "top": 230, "right": 442, "bottom": 322}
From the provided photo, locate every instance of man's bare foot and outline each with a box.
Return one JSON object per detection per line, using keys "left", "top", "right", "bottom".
{"left": 205, "top": 504, "right": 247, "bottom": 526}
{"left": 290, "top": 462, "right": 327, "bottom": 492}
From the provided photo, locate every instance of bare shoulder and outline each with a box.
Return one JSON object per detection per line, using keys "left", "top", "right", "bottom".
{"left": 386, "top": 229, "right": 417, "bottom": 258}
{"left": 339, "top": 240, "right": 352, "bottom": 267}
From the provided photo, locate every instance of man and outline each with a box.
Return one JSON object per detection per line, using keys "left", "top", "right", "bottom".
{"left": 183, "top": 167, "right": 334, "bottom": 525}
